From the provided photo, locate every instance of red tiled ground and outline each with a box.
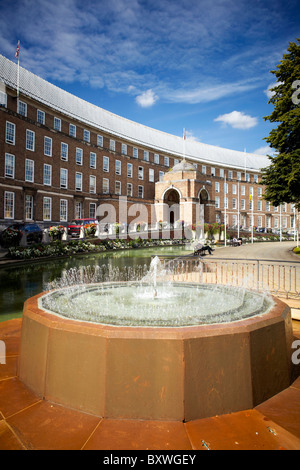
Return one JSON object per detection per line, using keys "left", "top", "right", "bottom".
{"left": 1, "top": 318, "right": 300, "bottom": 450}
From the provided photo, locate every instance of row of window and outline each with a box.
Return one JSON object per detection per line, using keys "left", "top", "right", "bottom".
{"left": 4, "top": 153, "right": 162, "bottom": 192}
{"left": 215, "top": 182, "right": 262, "bottom": 197}
{"left": 216, "top": 196, "right": 293, "bottom": 212}
{"left": 3, "top": 191, "right": 97, "bottom": 222}
{"left": 5, "top": 118, "right": 172, "bottom": 166}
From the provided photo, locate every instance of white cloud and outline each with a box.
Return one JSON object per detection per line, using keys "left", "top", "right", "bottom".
{"left": 214, "top": 111, "right": 258, "bottom": 130}
{"left": 264, "top": 81, "right": 283, "bottom": 99}
{"left": 253, "top": 145, "right": 274, "bottom": 156}
{"left": 135, "top": 89, "right": 158, "bottom": 108}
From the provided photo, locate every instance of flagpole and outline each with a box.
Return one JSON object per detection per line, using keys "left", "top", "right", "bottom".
{"left": 182, "top": 128, "right": 186, "bottom": 161}
{"left": 224, "top": 175, "right": 227, "bottom": 247}
{"left": 15, "top": 40, "right": 20, "bottom": 109}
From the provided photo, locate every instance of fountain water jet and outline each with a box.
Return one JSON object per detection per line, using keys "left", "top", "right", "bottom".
{"left": 19, "top": 257, "right": 294, "bottom": 421}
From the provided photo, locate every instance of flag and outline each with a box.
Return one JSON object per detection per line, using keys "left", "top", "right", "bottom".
{"left": 249, "top": 193, "right": 252, "bottom": 203}
{"left": 15, "top": 41, "right": 20, "bottom": 59}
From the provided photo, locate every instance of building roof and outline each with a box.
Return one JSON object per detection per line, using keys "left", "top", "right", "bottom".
{"left": 0, "top": 54, "right": 271, "bottom": 172}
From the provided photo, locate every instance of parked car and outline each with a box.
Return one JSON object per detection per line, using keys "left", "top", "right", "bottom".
{"left": 0, "top": 223, "right": 43, "bottom": 247}
{"left": 67, "top": 218, "right": 97, "bottom": 237}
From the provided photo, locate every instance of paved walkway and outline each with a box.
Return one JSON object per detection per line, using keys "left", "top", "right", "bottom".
{"left": 212, "top": 241, "right": 299, "bottom": 262}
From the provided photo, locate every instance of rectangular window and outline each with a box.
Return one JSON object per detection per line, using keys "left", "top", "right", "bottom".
{"left": 215, "top": 182, "right": 219, "bottom": 193}
{"left": 144, "top": 150, "right": 149, "bottom": 162}
{"left": 6, "top": 121, "right": 15, "bottom": 144}
{"left": 228, "top": 170, "right": 233, "bottom": 180}
{"left": 90, "top": 152, "right": 96, "bottom": 169}
{"left": 237, "top": 172, "right": 241, "bottom": 181}
{"left": 44, "top": 136, "right": 52, "bottom": 156}
{"left": 202, "top": 165, "right": 206, "bottom": 175}
{"left": 224, "top": 197, "right": 228, "bottom": 209}
{"left": 241, "top": 185, "right": 245, "bottom": 196}
{"left": 97, "top": 135, "right": 103, "bottom": 147}
{"left": 60, "top": 199, "right": 68, "bottom": 222}
{"left": 154, "top": 153, "right": 159, "bottom": 164}
{"left": 138, "top": 166, "right": 144, "bottom": 180}
{"left": 75, "top": 202, "right": 82, "bottom": 219}
{"left": 215, "top": 196, "right": 220, "bottom": 209}
{"left": 18, "top": 100, "right": 27, "bottom": 116}
{"left": 232, "top": 198, "right": 237, "bottom": 209}
{"left": 60, "top": 168, "right": 68, "bottom": 189}
{"left": 43, "top": 197, "right": 52, "bottom": 221}
{"left": 25, "top": 159, "right": 34, "bottom": 182}
{"left": 84, "top": 129, "right": 90, "bottom": 142}
{"left": 69, "top": 123, "right": 76, "bottom": 137}
{"left": 122, "top": 143, "right": 127, "bottom": 155}
{"left": 5, "top": 153, "right": 15, "bottom": 178}
{"left": 103, "top": 156, "right": 109, "bottom": 172}
{"left": 76, "top": 148, "right": 83, "bottom": 165}
{"left": 54, "top": 117, "right": 61, "bottom": 131}
{"left": 44, "top": 164, "right": 52, "bottom": 186}
{"left": 219, "top": 169, "right": 224, "bottom": 178}
{"left": 127, "top": 163, "right": 133, "bottom": 178}
{"left": 211, "top": 167, "right": 215, "bottom": 176}
{"left": 37, "top": 109, "right": 45, "bottom": 124}
{"left": 109, "top": 139, "right": 115, "bottom": 151}
{"left": 26, "top": 129, "right": 35, "bottom": 151}
{"left": 4, "top": 191, "right": 14, "bottom": 219}
{"left": 159, "top": 171, "right": 164, "bottom": 182}
{"left": 89, "top": 203, "right": 96, "bottom": 219}
{"left": 103, "top": 178, "right": 109, "bottom": 194}
{"left": 90, "top": 175, "right": 96, "bottom": 193}
{"left": 75, "top": 172, "right": 82, "bottom": 191}
{"left": 241, "top": 199, "right": 245, "bottom": 210}
{"left": 232, "top": 184, "right": 237, "bottom": 195}
{"left": 254, "top": 174, "right": 258, "bottom": 183}
{"left": 258, "top": 200, "right": 262, "bottom": 211}
{"left": 0, "top": 91, "right": 7, "bottom": 107}
{"left": 257, "top": 187, "right": 262, "bottom": 197}
{"left": 149, "top": 168, "right": 154, "bottom": 182}
{"left": 115, "top": 160, "right": 121, "bottom": 175}
{"left": 115, "top": 181, "right": 121, "bottom": 195}
{"left": 133, "top": 147, "right": 138, "bottom": 159}
{"left": 138, "top": 185, "right": 144, "bottom": 198}
{"left": 61, "top": 142, "right": 68, "bottom": 161}
{"left": 25, "top": 195, "right": 33, "bottom": 220}
{"left": 224, "top": 183, "right": 228, "bottom": 194}
{"left": 164, "top": 156, "right": 169, "bottom": 167}
{"left": 266, "top": 201, "right": 271, "bottom": 211}
{"left": 127, "top": 183, "right": 133, "bottom": 197}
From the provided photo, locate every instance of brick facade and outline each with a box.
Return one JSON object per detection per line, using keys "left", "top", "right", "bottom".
{"left": 0, "top": 67, "right": 296, "bottom": 232}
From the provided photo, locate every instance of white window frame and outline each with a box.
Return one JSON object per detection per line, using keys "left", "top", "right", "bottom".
{"left": 154, "top": 153, "right": 159, "bottom": 164}
{"left": 60, "top": 168, "right": 68, "bottom": 189}
{"left": 25, "top": 159, "right": 34, "bottom": 182}
{"left": 103, "top": 178, "right": 109, "bottom": 194}
{"left": 75, "top": 172, "right": 83, "bottom": 191}
{"left": 61, "top": 142, "right": 68, "bottom": 161}
{"left": 122, "top": 143, "right": 127, "bottom": 155}
{"left": 127, "top": 163, "right": 133, "bottom": 178}
{"left": 43, "top": 197, "right": 52, "bottom": 221}
{"left": 6, "top": 121, "right": 15, "bottom": 145}
{"left": 76, "top": 147, "right": 83, "bottom": 165}
{"left": 109, "top": 139, "right": 115, "bottom": 151}
{"left": 25, "top": 194, "right": 33, "bottom": 221}
{"left": 84, "top": 129, "right": 90, "bottom": 142}
{"left": 26, "top": 129, "right": 35, "bottom": 151}
{"left": 44, "top": 136, "right": 52, "bottom": 156}
{"left": 54, "top": 117, "right": 61, "bottom": 131}
{"left": 115, "top": 160, "right": 121, "bottom": 175}
{"left": 144, "top": 150, "right": 149, "bottom": 162}
{"left": 5, "top": 153, "right": 15, "bottom": 178}
{"left": 60, "top": 199, "right": 68, "bottom": 222}
{"left": 133, "top": 147, "right": 138, "bottom": 159}
{"left": 138, "top": 185, "right": 144, "bottom": 198}
{"left": 69, "top": 123, "right": 76, "bottom": 137}
{"left": 43, "top": 164, "right": 52, "bottom": 186}
{"left": 4, "top": 191, "right": 14, "bottom": 219}
{"left": 89, "top": 175, "right": 96, "bottom": 194}
{"left": 103, "top": 156, "right": 109, "bottom": 172}
{"left": 18, "top": 100, "right": 27, "bottom": 117}
{"left": 0, "top": 91, "right": 7, "bottom": 107}
{"left": 97, "top": 135, "right": 103, "bottom": 147}
{"left": 115, "top": 181, "right": 121, "bottom": 195}
{"left": 138, "top": 166, "right": 144, "bottom": 180}
{"left": 164, "top": 156, "right": 169, "bottom": 167}
{"left": 149, "top": 168, "right": 154, "bottom": 182}
{"left": 89, "top": 203, "right": 96, "bottom": 219}
{"left": 127, "top": 183, "right": 133, "bottom": 197}
{"left": 90, "top": 152, "right": 96, "bottom": 169}
{"left": 37, "top": 109, "right": 45, "bottom": 124}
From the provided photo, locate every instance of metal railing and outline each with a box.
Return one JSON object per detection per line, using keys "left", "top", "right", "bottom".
{"left": 160, "top": 257, "right": 300, "bottom": 299}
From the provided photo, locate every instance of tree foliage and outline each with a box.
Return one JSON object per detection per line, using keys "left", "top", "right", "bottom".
{"left": 261, "top": 38, "right": 300, "bottom": 208}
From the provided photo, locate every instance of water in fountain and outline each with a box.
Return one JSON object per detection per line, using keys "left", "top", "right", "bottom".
{"left": 41, "top": 256, "right": 274, "bottom": 327}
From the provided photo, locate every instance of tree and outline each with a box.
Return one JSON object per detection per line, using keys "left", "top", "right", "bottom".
{"left": 261, "top": 39, "right": 300, "bottom": 208}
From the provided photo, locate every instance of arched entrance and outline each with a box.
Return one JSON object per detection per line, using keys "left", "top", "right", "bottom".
{"left": 198, "top": 188, "right": 210, "bottom": 224}
{"left": 163, "top": 188, "right": 180, "bottom": 225}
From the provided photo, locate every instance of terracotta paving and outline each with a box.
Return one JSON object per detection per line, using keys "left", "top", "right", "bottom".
{"left": 1, "top": 317, "right": 300, "bottom": 450}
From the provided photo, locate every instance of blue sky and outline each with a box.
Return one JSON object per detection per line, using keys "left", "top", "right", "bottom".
{"left": 0, "top": 0, "right": 299, "bottom": 157}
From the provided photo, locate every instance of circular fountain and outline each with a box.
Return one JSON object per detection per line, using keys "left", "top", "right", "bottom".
{"left": 19, "top": 257, "right": 294, "bottom": 421}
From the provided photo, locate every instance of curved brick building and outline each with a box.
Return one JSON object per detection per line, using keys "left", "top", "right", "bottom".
{"left": 0, "top": 54, "right": 296, "bottom": 232}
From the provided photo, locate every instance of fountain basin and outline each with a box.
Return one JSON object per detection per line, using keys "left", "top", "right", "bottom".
{"left": 19, "top": 285, "right": 293, "bottom": 421}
